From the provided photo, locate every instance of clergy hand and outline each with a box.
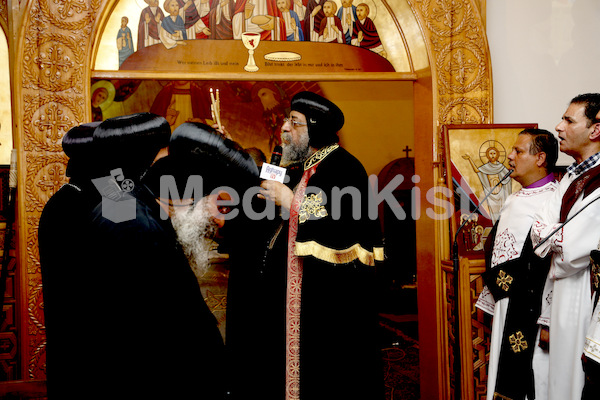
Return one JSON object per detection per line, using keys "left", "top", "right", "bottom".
{"left": 259, "top": 180, "right": 294, "bottom": 211}
{"left": 357, "top": 30, "right": 363, "bottom": 42}
{"left": 203, "top": 27, "right": 211, "bottom": 35}
{"left": 312, "top": 5, "right": 321, "bottom": 16}
{"left": 211, "top": 123, "right": 233, "bottom": 140}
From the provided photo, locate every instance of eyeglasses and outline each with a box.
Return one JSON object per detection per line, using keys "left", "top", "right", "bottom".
{"left": 283, "top": 117, "right": 307, "bottom": 128}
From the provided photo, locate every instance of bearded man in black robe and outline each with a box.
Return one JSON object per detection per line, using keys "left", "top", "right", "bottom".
{"left": 245, "top": 91, "right": 385, "bottom": 400}
{"left": 81, "top": 115, "right": 259, "bottom": 400}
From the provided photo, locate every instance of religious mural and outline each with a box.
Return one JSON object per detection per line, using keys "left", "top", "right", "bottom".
{"left": 93, "top": 0, "right": 422, "bottom": 73}
{"left": 90, "top": 79, "right": 323, "bottom": 155}
{"left": 90, "top": 0, "right": 423, "bottom": 155}
{"left": 443, "top": 124, "right": 535, "bottom": 256}
{"left": 134, "top": 0, "right": 385, "bottom": 55}
{"left": 461, "top": 140, "right": 512, "bottom": 223}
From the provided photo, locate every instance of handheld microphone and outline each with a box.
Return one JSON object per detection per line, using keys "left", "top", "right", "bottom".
{"left": 451, "top": 167, "right": 513, "bottom": 400}
{"left": 260, "top": 146, "right": 286, "bottom": 183}
{"left": 270, "top": 145, "right": 282, "bottom": 167}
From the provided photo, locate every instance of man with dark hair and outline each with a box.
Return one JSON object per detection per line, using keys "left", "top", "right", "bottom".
{"left": 475, "top": 128, "right": 558, "bottom": 400}
{"left": 520, "top": 128, "right": 559, "bottom": 171}
{"left": 257, "top": 91, "right": 384, "bottom": 400}
{"left": 531, "top": 93, "right": 600, "bottom": 400}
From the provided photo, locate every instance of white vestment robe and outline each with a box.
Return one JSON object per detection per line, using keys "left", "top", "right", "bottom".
{"left": 585, "top": 244, "right": 600, "bottom": 364}
{"left": 476, "top": 179, "right": 558, "bottom": 400}
{"left": 531, "top": 158, "right": 600, "bottom": 400}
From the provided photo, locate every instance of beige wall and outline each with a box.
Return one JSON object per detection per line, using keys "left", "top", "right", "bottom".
{"left": 487, "top": 0, "right": 600, "bottom": 166}
{"left": 320, "top": 80, "right": 414, "bottom": 176}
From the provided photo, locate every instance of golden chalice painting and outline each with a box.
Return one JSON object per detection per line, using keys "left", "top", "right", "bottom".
{"left": 241, "top": 31, "right": 261, "bottom": 72}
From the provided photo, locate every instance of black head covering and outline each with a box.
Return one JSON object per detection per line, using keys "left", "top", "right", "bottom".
{"left": 62, "top": 121, "right": 101, "bottom": 180}
{"left": 145, "top": 122, "right": 259, "bottom": 200}
{"left": 290, "top": 91, "right": 344, "bottom": 148}
{"left": 92, "top": 113, "right": 170, "bottom": 182}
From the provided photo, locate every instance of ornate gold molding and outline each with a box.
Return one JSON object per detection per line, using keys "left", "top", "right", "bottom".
{"left": 407, "top": 1, "right": 492, "bottom": 399}
{"left": 409, "top": 0, "right": 492, "bottom": 125}
{"left": 15, "top": 0, "right": 104, "bottom": 379}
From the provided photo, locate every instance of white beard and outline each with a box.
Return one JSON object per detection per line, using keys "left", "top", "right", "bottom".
{"left": 281, "top": 130, "right": 310, "bottom": 167}
{"left": 170, "top": 197, "right": 218, "bottom": 280}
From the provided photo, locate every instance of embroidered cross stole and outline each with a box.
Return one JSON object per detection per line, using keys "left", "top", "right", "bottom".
{"left": 482, "top": 231, "right": 551, "bottom": 400}
{"left": 284, "top": 163, "right": 317, "bottom": 400}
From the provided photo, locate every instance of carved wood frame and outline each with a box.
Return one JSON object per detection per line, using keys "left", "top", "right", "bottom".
{"left": 7, "top": 0, "right": 493, "bottom": 397}
{"left": 441, "top": 123, "right": 538, "bottom": 400}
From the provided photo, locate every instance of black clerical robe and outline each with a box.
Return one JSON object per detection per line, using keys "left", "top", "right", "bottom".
{"left": 39, "top": 180, "right": 101, "bottom": 399}
{"left": 228, "top": 146, "right": 384, "bottom": 400}
{"left": 290, "top": 144, "right": 384, "bottom": 400}
{"left": 84, "top": 185, "right": 226, "bottom": 399}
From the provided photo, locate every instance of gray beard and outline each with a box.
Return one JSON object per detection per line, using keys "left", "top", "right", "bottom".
{"left": 280, "top": 131, "right": 310, "bottom": 167}
{"left": 170, "top": 198, "right": 218, "bottom": 280}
